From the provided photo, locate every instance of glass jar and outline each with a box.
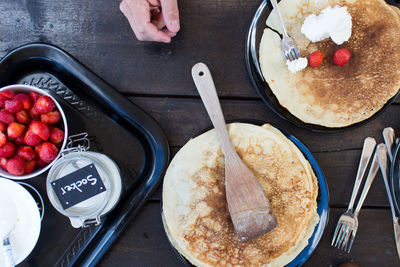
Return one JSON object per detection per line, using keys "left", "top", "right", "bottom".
{"left": 46, "top": 133, "right": 122, "bottom": 228}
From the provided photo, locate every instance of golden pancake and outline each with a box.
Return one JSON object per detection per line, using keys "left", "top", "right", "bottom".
{"left": 260, "top": 0, "right": 400, "bottom": 127}
{"left": 162, "top": 123, "right": 319, "bottom": 266}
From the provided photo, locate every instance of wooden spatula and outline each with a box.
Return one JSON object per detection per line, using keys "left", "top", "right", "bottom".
{"left": 191, "top": 63, "right": 277, "bottom": 242}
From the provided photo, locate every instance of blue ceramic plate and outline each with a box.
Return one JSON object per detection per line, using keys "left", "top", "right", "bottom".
{"left": 163, "top": 123, "right": 329, "bottom": 267}
{"left": 245, "top": 0, "right": 400, "bottom": 132}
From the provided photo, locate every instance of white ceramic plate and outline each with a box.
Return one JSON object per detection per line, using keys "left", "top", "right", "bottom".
{"left": 0, "top": 178, "right": 41, "bottom": 265}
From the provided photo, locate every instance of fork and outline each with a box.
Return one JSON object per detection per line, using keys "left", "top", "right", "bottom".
{"left": 270, "top": 0, "right": 300, "bottom": 61}
{"left": 331, "top": 137, "right": 376, "bottom": 252}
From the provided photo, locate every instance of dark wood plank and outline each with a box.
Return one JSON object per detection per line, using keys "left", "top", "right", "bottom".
{"left": 150, "top": 147, "right": 391, "bottom": 208}
{"left": 130, "top": 96, "right": 400, "bottom": 151}
{"left": 99, "top": 202, "right": 399, "bottom": 267}
{"left": 0, "top": 0, "right": 261, "bottom": 98}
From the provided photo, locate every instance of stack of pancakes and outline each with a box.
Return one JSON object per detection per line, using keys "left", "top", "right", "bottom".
{"left": 162, "top": 123, "right": 319, "bottom": 266}
{"left": 260, "top": 0, "right": 400, "bottom": 127}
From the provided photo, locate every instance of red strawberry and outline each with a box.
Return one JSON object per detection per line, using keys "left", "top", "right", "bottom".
{"left": 37, "top": 158, "right": 46, "bottom": 168}
{"left": 0, "top": 131, "right": 6, "bottom": 147}
{"left": 17, "top": 146, "right": 35, "bottom": 161}
{"left": 50, "top": 127, "right": 64, "bottom": 144}
{"left": 15, "top": 135, "right": 24, "bottom": 145}
{"left": 24, "top": 159, "right": 37, "bottom": 174}
{"left": 16, "top": 110, "right": 30, "bottom": 124}
{"left": 29, "top": 92, "right": 40, "bottom": 103}
{"left": 0, "top": 96, "right": 7, "bottom": 108}
{"left": 34, "top": 96, "right": 55, "bottom": 114}
{"left": 7, "top": 122, "right": 25, "bottom": 138}
{"left": 0, "top": 141, "right": 15, "bottom": 158}
{"left": 333, "top": 48, "right": 351, "bottom": 66}
{"left": 24, "top": 131, "right": 42, "bottom": 146}
{"left": 36, "top": 142, "right": 58, "bottom": 163}
{"left": 29, "top": 121, "right": 50, "bottom": 140}
{"left": 0, "top": 110, "right": 15, "bottom": 124}
{"left": 4, "top": 99, "right": 23, "bottom": 113}
{"left": 308, "top": 50, "right": 324, "bottom": 67}
{"left": 0, "top": 157, "right": 7, "bottom": 170}
{"left": 6, "top": 156, "right": 25, "bottom": 175}
{"left": 0, "top": 122, "right": 5, "bottom": 132}
{"left": 29, "top": 107, "right": 40, "bottom": 118}
{"left": 0, "top": 90, "right": 15, "bottom": 99}
{"left": 41, "top": 111, "right": 61, "bottom": 125}
{"left": 13, "top": 94, "right": 32, "bottom": 110}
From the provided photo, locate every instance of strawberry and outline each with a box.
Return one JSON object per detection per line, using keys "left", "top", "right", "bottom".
{"left": 29, "top": 121, "right": 50, "bottom": 140}
{"left": 15, "top": 135, "right": 24, "bottom": 145}
{"left": 0, "top": 131, "right": 6, "bottom": 147}
{"left": 0, "top": 110, "right": 15, "bottom": 124}
{"left": 0, "top": 157, "right": 7, "bottom": 170}
{"left": 36, "top": 142, "right": 58, "bottom": 163}
{"left": 29, "top": 92, "right": 40, "bottom": 103}
{"left": 24, "top": 159, "right": 37, "bottom": 174}
{"left": 0, "top": 141, "right": 15, "bottom": 158}
{"left": 0, "top": 122, "right": 5, "bottom": 132}
{"left": 24, "top": 131, "right": 42, "bottom": 146}
{"left": 4, "top": 99, "right": 23, "bottom": 113}
{"left": 16, "top": 110, "right": 30, "bottom": 124}
{"left": 333, "top": 48, "right": 351, "bottom": 66}
{"left": 308, "top": 50, "right": 324, "bottom": 67}
{"left": 50, "top": 127, "right": 64, "bottom": 144}
{"left": 37, "top": 158, "right": 46, "bottom": 168}
{"left": 34, "top": 96, "right": 55, "bottom": 114}
{"left": 0, "top": 96, "right": 7, "bottom": 108}
{"left": 13, "top": 93, "right": 32, "bottom": 110}
{"left": 29, "top": 107, "right": 40, "bottom": 118}
{"left": 7, "top": 122, "right": 25, "bottom": 138}
{"left": 0, "top": 90, "right": 15, "bottom": 99}
{"left": 17, "top": 146, "right": 35, "bottom": 161}
{"left": 41, "top": 111, "right": 61, "bottom": 125}
{"left": 6, "top": 156, "right": 25, "bottom": 175}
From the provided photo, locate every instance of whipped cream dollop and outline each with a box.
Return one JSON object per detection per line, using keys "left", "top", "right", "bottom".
{"left": 286, "top": 57, "right": 308, "bottom": 73}
{"left": 301, "top": 5, "right": 352, "bottom": 45}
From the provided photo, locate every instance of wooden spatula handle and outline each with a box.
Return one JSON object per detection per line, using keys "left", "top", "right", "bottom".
{"left": 192, "top": 63, "right": 235, "bottom": 156}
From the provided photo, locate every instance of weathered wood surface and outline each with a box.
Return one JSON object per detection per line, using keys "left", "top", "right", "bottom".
{"left": 0, "top": 0, "right": 399, "bottom": 266}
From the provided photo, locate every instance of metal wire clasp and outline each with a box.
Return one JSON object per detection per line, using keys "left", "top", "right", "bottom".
{"left": 60, "top": 132, "right": 91, "bottom": 156}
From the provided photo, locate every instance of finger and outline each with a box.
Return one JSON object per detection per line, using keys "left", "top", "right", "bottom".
{"left": 162, "top": 28, "right": 177, "bottom": 38}
{"left": 124, "top": 0, "right": 170, "bottom": 42}
{"left": 151, "top": 8, "right": 166, "bottom": 29}
{"left": 160, "top": 0, "right": 180, "bottom": 33}
{"left": 148, "top": 0, "right": 161, "bottom": 7}
{"left": 142, "top": 23, "right": 171, "bottom": 42}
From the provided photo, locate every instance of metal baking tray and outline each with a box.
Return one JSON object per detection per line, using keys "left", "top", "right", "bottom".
{"left": 0, "top": 43, "right": 169, "bottom": 266}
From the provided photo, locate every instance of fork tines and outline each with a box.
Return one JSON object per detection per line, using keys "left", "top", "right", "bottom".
{"left": 331, "top": 221, "right": 355, "bottom": 252}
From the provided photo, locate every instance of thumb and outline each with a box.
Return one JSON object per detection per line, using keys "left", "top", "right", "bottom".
{"left": 161, "top": 0, "right": 180, "bottom": 33}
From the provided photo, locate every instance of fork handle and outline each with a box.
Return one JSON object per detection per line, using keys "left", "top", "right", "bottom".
{"left": 348, "top": 137, "right": 376, "bottom": 211}
{"left": 354, "top": 151, "right": 380, "bottom": 217}
{"left": 270, "top": 0, "right": 289, "bottom": 37}
{"left": 376, "top": 144, "right": 398, "bottom": 221}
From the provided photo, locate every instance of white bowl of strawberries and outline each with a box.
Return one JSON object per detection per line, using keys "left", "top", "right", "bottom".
{"left": 0, "top": 84, "right": 68, "bottom": 179}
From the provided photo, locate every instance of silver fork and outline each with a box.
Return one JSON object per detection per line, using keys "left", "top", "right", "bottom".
{"left": 331, "top": 137, "right": 376, "bottom": 252}
{"left": 270, "top": 0, "right": 300, "bottom": 61}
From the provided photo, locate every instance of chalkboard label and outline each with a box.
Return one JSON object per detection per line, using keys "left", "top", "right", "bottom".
{"left": 51, "top": 163, "right": 106, "bottom": 210}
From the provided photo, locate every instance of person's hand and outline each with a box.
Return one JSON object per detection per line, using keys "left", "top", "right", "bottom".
{"left": 120, "top": 0, "right": 180, "bottom": 43}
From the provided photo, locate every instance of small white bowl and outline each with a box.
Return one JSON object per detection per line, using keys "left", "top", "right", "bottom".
{"left": 0, "top": 84, "right": 68, "bottom": 180}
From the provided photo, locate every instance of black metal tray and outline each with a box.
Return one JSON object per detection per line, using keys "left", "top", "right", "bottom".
{"left": 245, "top": 0, "right": 400, "bottom": 132}
{"left": 0, "top": 43, "right": 169, "bottom": 266}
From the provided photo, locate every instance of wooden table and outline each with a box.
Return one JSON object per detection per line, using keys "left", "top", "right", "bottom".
{"left": 1, "top": 0, "right": 399, "bottom": 266}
